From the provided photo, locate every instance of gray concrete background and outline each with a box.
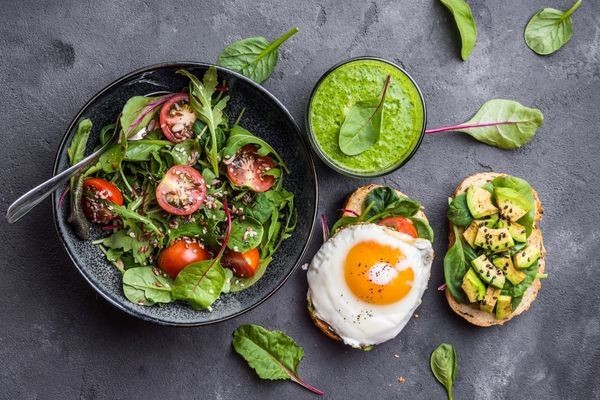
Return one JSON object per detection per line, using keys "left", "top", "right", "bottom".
{"left": 1, "top": 0, "right": 599, "bottom": 399}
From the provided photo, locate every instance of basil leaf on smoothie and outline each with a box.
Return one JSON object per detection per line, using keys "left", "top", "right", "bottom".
{"left": 439, "top": 0, "right": 477, "bottom": 60}
{"left": 338, "top": 75, "right": 391, "bottom": 156}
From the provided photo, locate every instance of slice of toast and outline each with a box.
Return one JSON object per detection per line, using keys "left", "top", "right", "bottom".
{"left": 308, "top": 184, "right": 430, "bottom": 344}
{"left": 445, "top": 172, "right": 545, "bottom": 326}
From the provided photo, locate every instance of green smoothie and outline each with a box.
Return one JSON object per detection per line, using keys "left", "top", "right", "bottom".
{"left": 308, "top": 58, "right": 425, "bottom": 176}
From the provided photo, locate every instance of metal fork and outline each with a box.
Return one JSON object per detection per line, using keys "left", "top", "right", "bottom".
{"left": 6, "top": 114, "right": 122, "bottom": 223}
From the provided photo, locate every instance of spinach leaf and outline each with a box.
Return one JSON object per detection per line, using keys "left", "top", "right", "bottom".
{"left": 168, "top": 139, "right": 200, "bottom": 166}
{"left": 338, "top": 75, "right": 391, "bottom": 156}
{"left": 67, "top": 119, "right": 92, "bottom": 165}
{"left": 440, "top": 0, "right": 477, "bottom": 60}
{"left": 425, "top": 99, "right": 543, "bottom": 149}
{"left": 172, "top": 260, "right": 226, "bottom": 310}
{"left": 232, "top": 324, "right": 323, "bottom": 395}
{"left": 525, "top": 0, "right": 582, "bottom": 55}
{"left": 447, "top": 194, "right": 473, "bottom": 227}
{"left": 430, "top": 343, "right": 458, "bottom": 400}
{"left": 177, "top": 68, "right": 229, "bottom": 175}
{"left": 217, "top": 27, "right": 299, "bottom": 84}
{"left": 222, "top": 124, "right": 287, "bottom": 171}
{"left": 124, "top": 139, "right": 170, "bottom": 162}
{"left": 443, "top": 225, "right": 469, "bottom": 303}
{"left": 491, "top": 175, "right": 535, "bottom": 236}
{"left": 501, "top": 260, "right": 538, "bottom": 300}
{"left": 364, "top": 186, "right": 399, "bottom": 216}
{"left": 409, "top": 217, "right": 435, "bottom": 242}
{"left": 330, "top": 215, "right": 358, "bottom": 233}
{"left": 228, "top": 216, "right": 263, "bottom": 253}
{"left": 122, "top": 267, "right": 173, "bottom": 306}
{"left": 120, "top": 96, "right": 159, "bottom": 135}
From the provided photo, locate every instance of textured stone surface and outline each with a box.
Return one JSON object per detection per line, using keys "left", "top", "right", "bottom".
{"left": 1, "top": 1, "right": 599, "bottom": 399}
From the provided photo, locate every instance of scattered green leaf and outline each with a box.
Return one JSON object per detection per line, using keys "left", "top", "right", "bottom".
{"left": 525, "top": 0, "right": 582, "bottom": 55}
{"left": 440, "top": 0, "right": 477, "bottom": 60}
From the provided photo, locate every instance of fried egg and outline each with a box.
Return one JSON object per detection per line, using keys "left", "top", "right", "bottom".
{"left": 307, "top": 223, "right": 433, "bottom": 348}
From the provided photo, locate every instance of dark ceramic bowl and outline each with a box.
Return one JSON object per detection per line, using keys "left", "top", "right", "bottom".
{"left": 52, "top": 62, "right": 318, "bottom": 326}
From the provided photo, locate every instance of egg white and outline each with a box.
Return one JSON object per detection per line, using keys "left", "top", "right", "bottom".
{"left": 307, "top": 223, "right": 433, "bottom": 348}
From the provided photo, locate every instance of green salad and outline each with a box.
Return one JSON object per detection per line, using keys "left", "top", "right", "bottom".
{"left": 65, "top": 67, "right": 296, "bottom": 310}
{"left": 444, "top": 175, "right": 545, "bottom": 318}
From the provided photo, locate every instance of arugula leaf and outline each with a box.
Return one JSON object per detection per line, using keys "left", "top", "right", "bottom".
{"left": 232, "top": 324, "right": 323, "bottom": 395}
{"left": 430, "top": 343, "right": 458, "bottom": 400}
{"left": 177, "top": 68, "right": 229, "bottom": 175}
{"left": 222, "top": 124, "right": 287, "bottom": 171}
{"left": 443, "top": 225, "right": 470, "bottom": 303}
{"left": 122, "top": 267, "right": 173, "bottom": 306}
{"left": 228, "top": 216, "right": 264, "bottom": 253}
{"left": 172, "top": 259, "right": 227, "bottom": 310}
{"left": 67, "top": 119, "right": 92, "bottom": 165}
{"left": 217, "top": 27, "right": 299, "bottom": 84}
{"left": 409, "top": 217, "right": 435, "bottom": 242}
{"left": 525, "top": 0, "right": 582, "bottom": 55}
{"left": 425, "top": 99, "right": 544, "bottom": 149}
{"left": 440, "top": 0, "right": 477, "bottom": 60}
{"left": 338, "top": 75, "right": 391, "bottom": 156}
{"left": 109, "top": 203, "right": 163, "bottom": 237}
{"left": 447, "top": 194, "right": 473, "bottom": 227}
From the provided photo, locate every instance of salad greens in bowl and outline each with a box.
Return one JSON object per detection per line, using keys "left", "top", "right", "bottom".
{"left": 52, "top": 62, "right": 317, "bottom": 325}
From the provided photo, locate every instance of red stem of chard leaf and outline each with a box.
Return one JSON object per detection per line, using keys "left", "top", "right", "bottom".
{"left": 57, "top": 185, "right": 70, "bottom": 209}
{"left": 424, "top": 121, "right": 520, "bottom": 134}
{"left": 339, "top": 208, "right": 360, "bottom": 217}
{"left": 320, "top": 214, "right": 330, "bottom": 242}
{"left": 290, "top": 374, "right": 324, "bottom": 396}
{"left": 437, "top": 283, "right": 447, "bottom": 291}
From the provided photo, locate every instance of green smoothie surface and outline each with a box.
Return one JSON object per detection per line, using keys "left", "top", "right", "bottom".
{"left": 308, "top": 59, "right": 425, "bottom": 175}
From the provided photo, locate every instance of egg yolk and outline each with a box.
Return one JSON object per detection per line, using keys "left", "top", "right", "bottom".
{"left": 344, "top": 241, "right": 414, "bottom": 305}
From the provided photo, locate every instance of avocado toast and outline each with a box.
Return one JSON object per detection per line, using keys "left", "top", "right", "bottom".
{"left": 308, "top": 184, "right": 434, "bottom": 346}
{"left": 444, "top": 172, "right": 545, "bottom": 326}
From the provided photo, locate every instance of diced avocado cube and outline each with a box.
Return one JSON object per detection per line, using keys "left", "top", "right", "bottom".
{"left": 495, "top": 295, "right": 513, "bottom": 319}
{"left": 514, "top": 245, "right": 541, "bottom": 269}
{"left": 495, "top": 187, "right": 530, "bottom": 222}
{"left": 497, "top": 219, "right": 527, "bottom": 242}
{"left": 467, "top": 186, "right": 498, "bottom": 219}
{"left": 463, "top": 216, "right": 500, "bottom": 248}
{"left": 493, "top": 256, "right": 525, "bottom": 285}
{"left": 480, "top": 286, "right": 501, "bottom": 313}
{"left": 471, "top": 254, "right": 505, "bottom": 289}
{"left": 474, "top": 227, "right": 515, "bottom": 253}
{"left": 461, "top": 269, "right": 486, "bottom": 303}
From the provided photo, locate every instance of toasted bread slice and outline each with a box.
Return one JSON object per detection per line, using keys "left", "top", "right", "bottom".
{"left": 308, "top": 184, "right": 430, "bottom": 345}
{"left": 445, "top": 172, "right": 545, "bottom": 327}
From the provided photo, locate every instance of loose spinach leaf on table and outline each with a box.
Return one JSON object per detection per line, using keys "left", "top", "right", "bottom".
{"left": 338, "top": 75, "right": 391, "bottom": 156}
{"left": 232, "top": 324, "right": 323, "bottom": 395}
{"left": 430, "top": 343, "right": 458, "bottom": 400}
{"left": 426, "top": 99, "right": 544, "bottom": 149}
{"left": 525, "top": 0, "right": 582, "bottom": 55}
{"left": 178, "top": 68, "right": 229, "bottom": 175}
{"left": 217, "top": 27, "right": 299, "bottom": 84}
{"left": 439, "top": 0, "right": 477, "bottom": 60}
{"left": 172, "top": 260, "right": 227, "bottom": 310}
{"left": 122, "top": 267, "right": 173, "bottom": 306}
{"left": 228, "top": 216, "right": 264, "bottom": 253}
{"left": 443, "top": 225, "right": 470, "bottom": 304}
{"left": 447, "top": 193, "right": 473, "bottom": 227}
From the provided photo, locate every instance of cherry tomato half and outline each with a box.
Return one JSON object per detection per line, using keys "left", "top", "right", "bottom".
{"left": 156, "top": 165, "right": 206, "bottom": 216}
{"left": 157, "top": 239, "right": 211, "bottom": 279}
{"left": 222, "top": 248, "right": 260, "bottom": 278}
{"left": 82, "top": 177, "right": 124, "bottom": 224}
{"left": 378, "top": 216, "right": 418, "bottom": 238}
{"left": 159, "top": 93, "right": 196, "bottom": 143}
{"left": 226, "top": 145, "right": 276, "bottom": 192}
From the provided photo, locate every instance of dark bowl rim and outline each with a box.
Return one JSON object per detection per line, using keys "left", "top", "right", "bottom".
{"left": 305, "top": 56, "right": 427, "bottom": 178}
{"left": 51, "top": 61, "right": 319, "bottom": 327}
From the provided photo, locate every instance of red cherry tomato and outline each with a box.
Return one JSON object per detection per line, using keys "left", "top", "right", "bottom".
{"left": 378, "top": 216, "right": 418, "bottom": 238}
{"left": 82, "top": 178, "right": 124, "bottom": 224}
{"left": 222, "top": 248, "right": 260, "bottom": 278}
{"left": 157, "top": 240, "right": 211, "bottom": 279}
{"left": 159, "top": 93, "right": 196, "bottom": 142}
{"left": 156, "top": 165, "right": 206, "bottom": 216}
{"left": 226, "top": 145, "right": 276, "bottom": 193}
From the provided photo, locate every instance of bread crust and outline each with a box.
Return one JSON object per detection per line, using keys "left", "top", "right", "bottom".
{"left": 445, "top": 172, "right": 545, "bottom": 327}
{"left": 308, "top": 184, "right": 430, "bottom": 343}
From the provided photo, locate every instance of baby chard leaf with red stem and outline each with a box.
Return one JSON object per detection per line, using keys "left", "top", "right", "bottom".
{"left": 338, "top": 75, "right": 391, "bottom": 156}
{"left": 425, "top": 99, "right": 544, "bottom": 149}
{"left": 232, "top": 324, "right": 324, "bottom": 396}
